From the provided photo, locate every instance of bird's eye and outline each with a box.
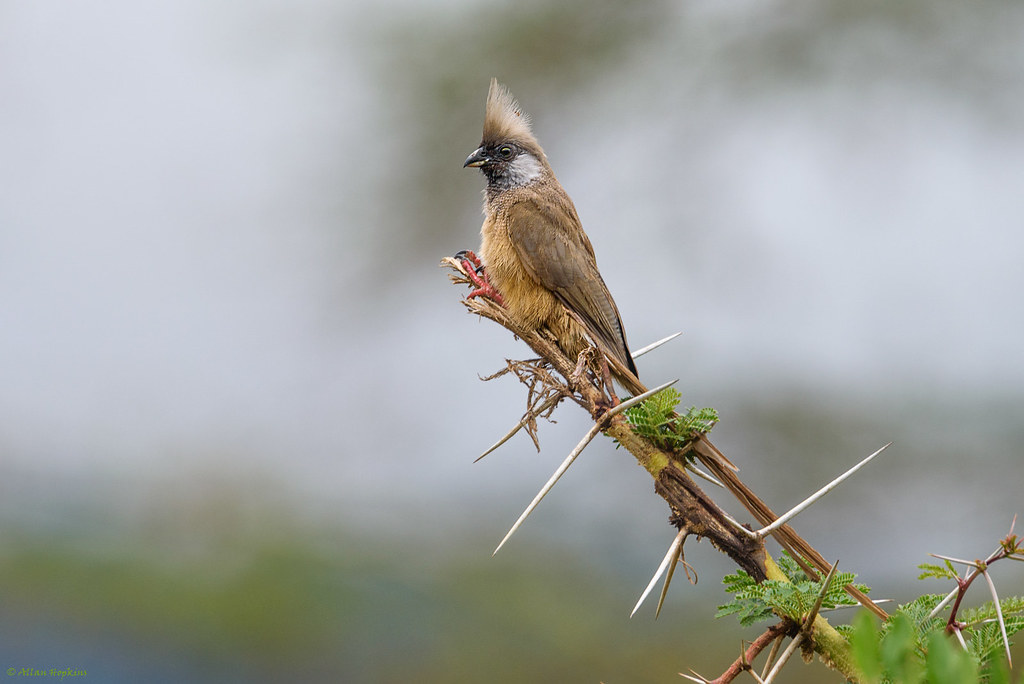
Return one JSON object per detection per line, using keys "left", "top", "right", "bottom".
{"left": 497, "top": 145, "right": 514, "bottom": 159}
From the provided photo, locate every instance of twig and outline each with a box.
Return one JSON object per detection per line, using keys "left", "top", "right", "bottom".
{"left": 706, "top": 621, "right": 795, "bottom": 684}
{"left": 921, "top": 518, "right": 1024, "bottom": 672}
{"left": 475, "top": 393, "right": 561, "bottom": 462}
{"left": 926, "top": 544, "right": 1003, "bottom": 622}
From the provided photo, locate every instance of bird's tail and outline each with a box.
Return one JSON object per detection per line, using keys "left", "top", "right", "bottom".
{"left": 600, "top": 358, "right": 887, "bottom": 619}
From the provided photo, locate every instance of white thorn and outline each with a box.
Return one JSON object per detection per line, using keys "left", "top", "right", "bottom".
{"left": 807, "top": 561, "right": 840, "bottom": 625}
{"left": 981, "top": 568, "right": 1012, "bottom": 667}
{"left": 927, "top": 586, "right": 961, "bottom": 621}
{"left": 755, "top": 442, "right": 891, "bottom": 540}
{"left": 655, "top": 541, "right": 686, "bottom": 620}
{"left": 631, "top": 332, "right": 682, "bottom": 359}
{"left": 492, "top": 422, "right": 603, "bottom": 556}
{"left": 928, "top": 553, "right": 980, "bottom": 568}
{"left": 492, "top": 380, "right": 677, "bottom": 556}
{"left": 720, "top": 511, "right": 759, "bottom": 539}
{"left": 685, "top": 463, "right": 725, "bottom": 488}
{"left": 631, "top": 529, "right": 685, "bottom": 618}
{"left": 763, "top": 633, "right": 804, "bottom": 683}
{"left": 760, "top": 634, "right": 785, "bottom": 681}
{"left": 952, "top": 625, "right": 968, "bottom": 650}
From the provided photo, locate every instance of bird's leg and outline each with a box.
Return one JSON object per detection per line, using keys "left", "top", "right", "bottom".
{"left": 586, "top": 352, "right": 619, "bottom": 417}
{"left": 570, "top": 348, "right": 593, "bottom": 386}
{"left": 455, "top": 250, "right": 505, "bottom": 307}
{"left": 598, "top": 355, "right": 620, "bottom": 407}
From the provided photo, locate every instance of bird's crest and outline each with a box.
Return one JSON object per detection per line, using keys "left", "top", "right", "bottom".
{"left": 482, "top": 79, "right": 543, "bottom": 155}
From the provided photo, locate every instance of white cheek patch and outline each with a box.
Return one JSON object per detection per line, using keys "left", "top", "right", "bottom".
{"left": 507, "top": 153, "right": 543, "bottom": 186}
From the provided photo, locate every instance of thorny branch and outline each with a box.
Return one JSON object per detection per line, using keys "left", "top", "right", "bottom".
{"left": 702, "top": 620, "right": 799, "bottom": 684}
{"left": 928, "top": 517, "right": 1024, "bottom": 666}
{"left": 444, "top": 256, "right": 770, "bottom": 579}
{"left": 442, "top": 256, "right": 884, "bottom": 680}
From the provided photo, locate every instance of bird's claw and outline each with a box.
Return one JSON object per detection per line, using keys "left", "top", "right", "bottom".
{"left": 454, "top": 249, "right": 505, "bottom": 306}
{"left": 454, "top": 249, "right": 485, "bottom": 275}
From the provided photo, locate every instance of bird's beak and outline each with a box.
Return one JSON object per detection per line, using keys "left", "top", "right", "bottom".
{"left": 463, "top": 147, "right": 487, "bottom": 168}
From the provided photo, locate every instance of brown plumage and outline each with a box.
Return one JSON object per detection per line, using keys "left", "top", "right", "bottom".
{"left": 463, "top": 79, "right": 642, "bottom": 395}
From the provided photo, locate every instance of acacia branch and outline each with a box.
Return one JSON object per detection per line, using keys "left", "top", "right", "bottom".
{"left": 444, "top": 257, "right": 769, "bottom": 578}
{"left": 442, "top": 257, "right": 865, "bottom": 679}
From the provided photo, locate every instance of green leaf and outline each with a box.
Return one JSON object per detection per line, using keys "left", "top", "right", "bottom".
{"left": 917, "top": 560, "right": 959, "bottom": 581}
{"left": 717, "top": 553, "right": 868, "bottom": 627}
{"left": 981, "top": 652, "right": 1012, "bottom": 684}
{"left": 849, "top": 610, "right": 883, "bottom": 684}
{"left": 924, "top": 629, "right": 978, "bottom": 684}
{"left": 880, "top": 613, "right": 924, "bottom": 684}
{"left": 895, "top": 594, "right": 946, "bottom": 633}
{"left": 623, "top": 388, "right": 718, "bottom": 450}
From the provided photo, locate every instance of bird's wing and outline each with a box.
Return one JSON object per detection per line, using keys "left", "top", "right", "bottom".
{"left": 506, "top": 197, "right": 638, "bottom": 378}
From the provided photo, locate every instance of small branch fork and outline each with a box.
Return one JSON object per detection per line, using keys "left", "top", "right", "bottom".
{"left": 681, "top": 620, "right": 798, "bottom": 684}
{"left": 443, "top": 257, "right": 891, "bottom": 679}
{"left": 926, "top": 516, "right": 1024, "bottom": 667}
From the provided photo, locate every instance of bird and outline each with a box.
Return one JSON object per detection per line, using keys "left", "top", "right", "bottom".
{"left": 459, "top": 79, "right": 643, "bottom": 397}
{"left": 455, "top": 82, "right": 889, "bottom": 622}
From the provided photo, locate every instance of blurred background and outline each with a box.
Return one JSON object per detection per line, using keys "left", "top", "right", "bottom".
{"left": 2, "top": 0, "right": 1022, "bottom": 681}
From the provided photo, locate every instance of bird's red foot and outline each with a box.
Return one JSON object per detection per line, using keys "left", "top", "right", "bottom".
{"left": 455, "top": 250, "right": 505, "bottom": 307}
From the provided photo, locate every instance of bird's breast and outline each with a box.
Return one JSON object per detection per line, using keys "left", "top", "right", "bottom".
{"left": 479, "top": 211, "right": 560, "bottom": 331}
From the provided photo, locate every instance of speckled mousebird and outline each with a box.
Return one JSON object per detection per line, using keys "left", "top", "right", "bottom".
{"left": 458, "top": 79, "right": 643, "bottom": 396}
{"left": 455, "top": 82, "right": 891, "bottom": 622}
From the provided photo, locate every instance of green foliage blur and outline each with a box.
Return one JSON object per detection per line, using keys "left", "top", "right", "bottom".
{"left": 0, "top": 513, "right": 748, "bottom": 683}
{"left": 849, "top": 611, "right": 1016, "bottom": 684}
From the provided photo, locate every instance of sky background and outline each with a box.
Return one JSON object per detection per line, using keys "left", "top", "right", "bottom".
{"left": 2, "top": 0, "right": 1022, "bottom": 681}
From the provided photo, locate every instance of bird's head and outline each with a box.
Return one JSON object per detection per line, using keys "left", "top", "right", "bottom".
{"left": 465, "top": 79, "right": 550, "bottom": 190}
